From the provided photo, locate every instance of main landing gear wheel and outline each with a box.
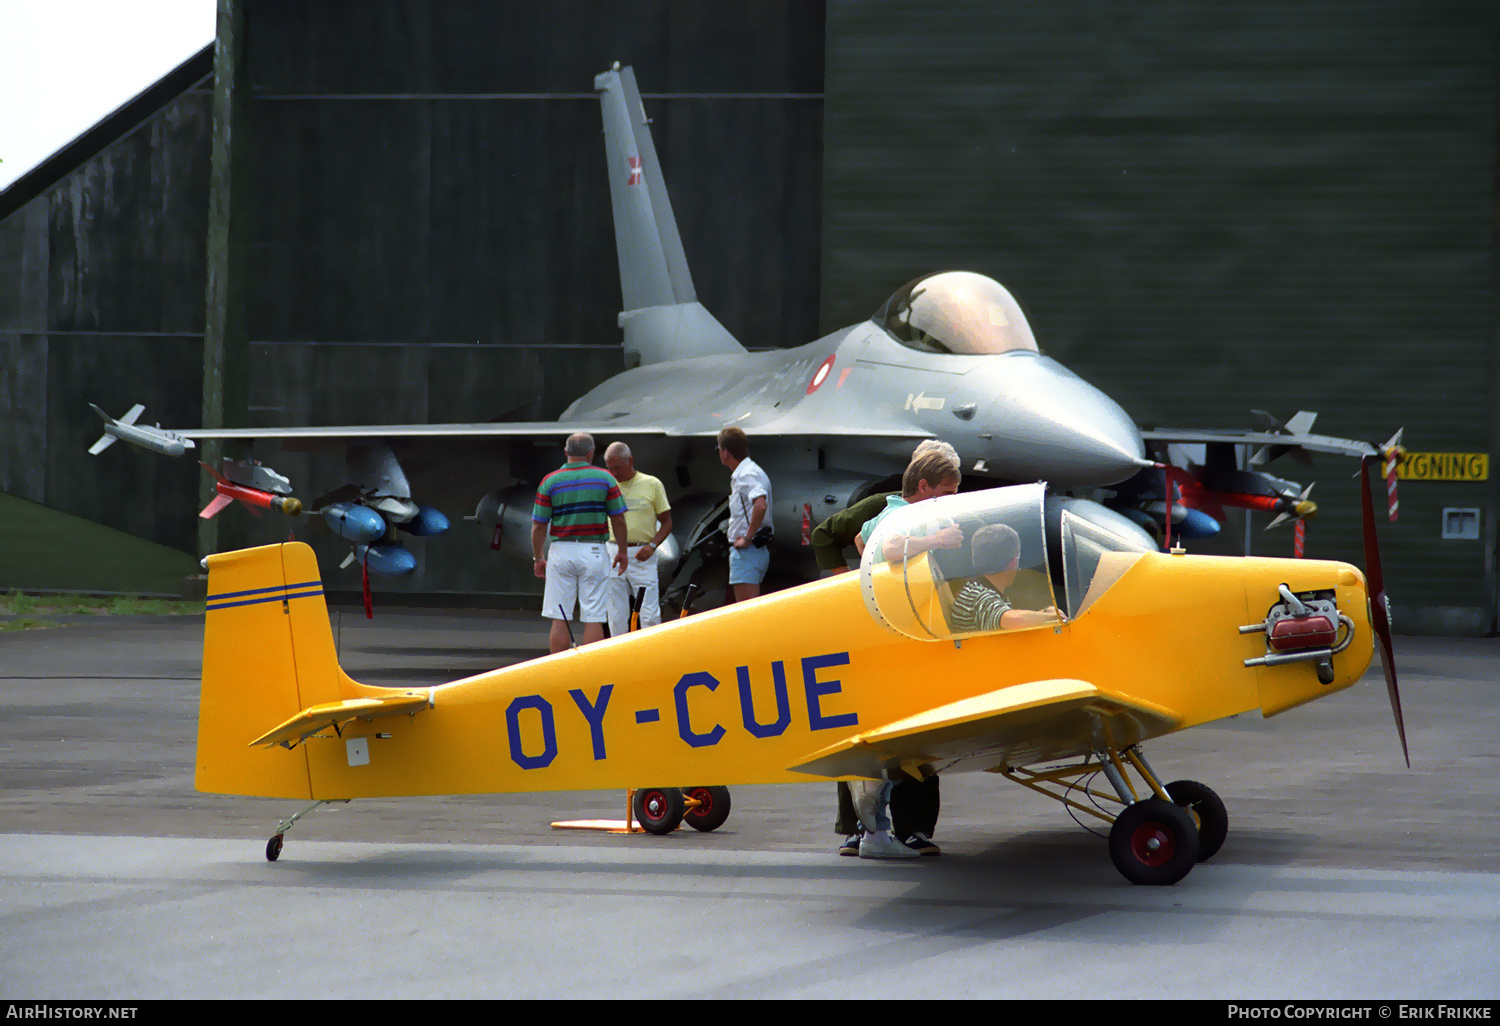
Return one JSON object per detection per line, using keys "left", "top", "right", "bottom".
{"left": 266, "top": 834, "right": 284, "bottom": 862}
{"left": 1165, "top": 779, "right": 1228, "bottom": 862}
{"left": 683, "top": 786, "right": 732, "bottom": 832}
{"left": 1108, "top": 797, "right": 1199, "bottom": 885}
{"left": 633, "top": 787, "right": 686, "bottom": 835}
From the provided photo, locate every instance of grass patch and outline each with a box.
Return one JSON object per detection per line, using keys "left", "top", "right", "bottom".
{"left": 0, "top": 617, "right": 62, "bottom": 631}
{"left": 0, "top": 590, "right": 204, "bottom": 618}
{"left": 0, "top": 491, "right": 199, "bottom": 594}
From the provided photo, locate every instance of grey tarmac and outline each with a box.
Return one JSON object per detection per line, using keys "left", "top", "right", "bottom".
{"left": 1, "top": 609, "right": 1497, "bottom": 999}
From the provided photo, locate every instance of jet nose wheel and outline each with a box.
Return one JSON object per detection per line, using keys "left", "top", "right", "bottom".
{"left": 633, "top": 787, "right": 686, "bottom": 835}
{"left": 1108, "top": 798, "right": 1199, "bottom": 885}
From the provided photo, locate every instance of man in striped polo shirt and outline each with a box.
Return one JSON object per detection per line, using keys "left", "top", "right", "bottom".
{"left": 531, "top": 432, "right": 630, "bottom": 654}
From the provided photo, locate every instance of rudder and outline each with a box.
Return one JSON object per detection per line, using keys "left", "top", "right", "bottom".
{"left": 196, "top": 542, "right": 349, "bottom": 798}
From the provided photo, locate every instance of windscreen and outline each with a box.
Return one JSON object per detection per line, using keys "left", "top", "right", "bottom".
{"left": 1059, "top": 509, "right": 1150, "bottom": 619}
{"left": 859, "top": 484, "right": 1060, "bottom": 641}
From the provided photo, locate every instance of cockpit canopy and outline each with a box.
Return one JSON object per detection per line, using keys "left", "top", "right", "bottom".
{"left": 859, "top": 484, "right": 1153, "bottom": 641}
{"left": 873, "top": 271, "right": 1039, "bottom": 356}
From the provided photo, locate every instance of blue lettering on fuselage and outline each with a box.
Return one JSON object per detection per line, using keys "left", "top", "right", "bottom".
{"left": 506, "top": 695, "right": 558, "bottom": 769}
{"left": 803, "top": 652, "right": 857, "bottom": 731}
{"left": 569, "top": 685, "right": 613, "bottom": 760}
{"left": 504, "top": 651, "right": 856, "bottom": 769}
{"left": 673, "top": 671, "right": 727, "bottom": 748}
{"left": 737, "top": 662, "right": 791, "bottom": 738}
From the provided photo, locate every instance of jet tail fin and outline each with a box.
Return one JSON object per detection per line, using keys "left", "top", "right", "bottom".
{"left": 594, "top": 63, "right": 743, "bottom": 366}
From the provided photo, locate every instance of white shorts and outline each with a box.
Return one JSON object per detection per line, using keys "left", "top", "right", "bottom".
{"left": 606, "top": 543, "right": 661, "bottom": 635}
{"left": 542, "top": 541, "right": 611, "bottom": 623}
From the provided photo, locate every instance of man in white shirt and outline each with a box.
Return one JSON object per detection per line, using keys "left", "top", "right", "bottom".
{"left": 716, "top": 426, "right": 773, "bottom": 601}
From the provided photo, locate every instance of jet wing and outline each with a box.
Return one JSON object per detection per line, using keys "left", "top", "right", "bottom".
{"left": 249, "top": 692, "right": 434, "bottom": 750}
{"left": 170, "top": 420, "right": 933, "bottom": 444}
{"left": 1141, "top": 427, "right": 1377, "bottom": 460}
{"left": 175, "top": 422, "right": 674, "bottom": 442}
{"left": 788, "top": 679, "right": 1182, "bottom": 779}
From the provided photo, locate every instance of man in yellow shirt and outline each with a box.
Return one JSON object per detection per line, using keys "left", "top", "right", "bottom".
{"left": 603, "top": 442, "right": 674, "bottom": 635}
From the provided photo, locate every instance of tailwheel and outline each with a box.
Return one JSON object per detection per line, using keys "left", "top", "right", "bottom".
{"left": 632, "top": 787, "right": 686, "bottom": 835}
{"left": 1108, "top": 798, "right": 1199, "bottom": 885}
{"left": 266, "top": 834, "right": 284, "bottom": 862}
{"left": 1165, "top": 779, "right": 1228, "bottom": 862}
{"left": 683, "top": 786, "right": 732, "bottom": 832}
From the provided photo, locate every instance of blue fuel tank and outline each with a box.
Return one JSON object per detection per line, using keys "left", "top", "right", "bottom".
{"left": 324, "top": 502, "right": 386, "bottom": 544}
{"left": 398, "top": 505, "right": 450, "bottom": 537}
{"left": 354, "top": 542, "right": 417, "bottom": 576}
{"left": 1128, "top": 503, "right": 1222, "bottom": 541}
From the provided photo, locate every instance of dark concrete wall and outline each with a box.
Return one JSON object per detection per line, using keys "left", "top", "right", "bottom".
{"left": 821, "top": 0, "right": 1497, "bottom": 634}
{"left": 1, "top": 89, "right": 210, "bottom": 551}
{"left": 1, "top": 0, "right": 826, "bottom": 598}
{"left": 4, "top": 0, "right": 1495, "bottom": 632}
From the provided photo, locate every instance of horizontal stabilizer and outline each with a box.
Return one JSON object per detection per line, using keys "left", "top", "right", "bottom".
{"left": 788, "top": 679, "right": 1182, "bottom": 779}
{"left": 617, "top": 301, "right": 744, "bottom": 367}
{"left": 250, "top": 693, "right": 434, "bottom": 750}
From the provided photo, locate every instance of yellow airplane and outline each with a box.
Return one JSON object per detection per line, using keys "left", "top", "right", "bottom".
{"left": 196, "top": 481, "right": 1402, "bottom": 885}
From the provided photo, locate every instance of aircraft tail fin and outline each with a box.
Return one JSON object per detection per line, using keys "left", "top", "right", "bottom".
{"left": 196, "top": 541, "right": 354, "bottom": 798}
{"left": 594, "top": 64, "right": 743, "bottom": 366}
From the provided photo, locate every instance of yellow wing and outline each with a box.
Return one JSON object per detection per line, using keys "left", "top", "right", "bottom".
{"left": 788, "top": 679, "right": 1182, "bottom": 780}
{"left": 249, "top": 693, "right": 434, "bottom": 750}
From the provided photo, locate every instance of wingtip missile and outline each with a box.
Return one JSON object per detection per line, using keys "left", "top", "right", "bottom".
{"left": 88, "top": 403, "right": 193, "bottom": 458}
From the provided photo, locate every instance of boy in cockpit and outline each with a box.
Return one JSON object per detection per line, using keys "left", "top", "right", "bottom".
{"left": 950, "top": 524, "right": 1063, "bottom": 633}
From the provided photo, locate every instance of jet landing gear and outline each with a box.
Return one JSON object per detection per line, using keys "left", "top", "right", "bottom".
{"left": 1001, "top": 745, "right": 1228, "bottom": 885}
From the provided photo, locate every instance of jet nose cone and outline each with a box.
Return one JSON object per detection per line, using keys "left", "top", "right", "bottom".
{"left": 976, "top": 355, "right": 1147, "bottom": 486}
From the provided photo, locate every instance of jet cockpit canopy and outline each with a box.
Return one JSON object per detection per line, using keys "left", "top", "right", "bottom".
{"left": 873, "top": 271, "right": 1039, "bottom": 356}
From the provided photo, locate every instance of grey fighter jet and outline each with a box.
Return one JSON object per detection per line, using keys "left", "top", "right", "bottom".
{"left": 94, "top": 65, "right": 1380, "bottom": 600}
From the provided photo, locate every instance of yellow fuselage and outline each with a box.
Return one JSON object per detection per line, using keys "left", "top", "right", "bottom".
{"left": 195, "top": 544, "right": 1372, "bottom": 800}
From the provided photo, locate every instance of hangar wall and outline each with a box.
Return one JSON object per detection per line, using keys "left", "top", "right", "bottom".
{"left": 0, "top": 0, "right": 825, "bottom": 599}
{"left": 821, "top": 0, "right": 1498, "bottom": 635}
{"left": 0, "top": 89, "right": 211, "bottom": 552}
{"left": 2, "top": 0, "right": 1494, "bottom": 632}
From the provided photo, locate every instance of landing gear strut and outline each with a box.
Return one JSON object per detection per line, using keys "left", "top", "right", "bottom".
{"left": 1001, "top": 744, "right": 1229, "bottom": 885}
{"left": 263, "top": 800, "right": 348, "bottom": 862}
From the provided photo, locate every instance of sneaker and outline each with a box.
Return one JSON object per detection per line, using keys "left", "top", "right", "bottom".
{"left": 859, "top": 829, "right": 919, "bottom": 859}
{"left": 903, "top": 832, "right": 941, "bottom": 856}
{"left": 838, "top": 833, "right": 862, "bottom": 857}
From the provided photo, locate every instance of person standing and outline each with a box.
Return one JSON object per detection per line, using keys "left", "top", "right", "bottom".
{"left": 716, "top": 426, "right": 773, "bottom": 601}
{"left": 838, "top": 446, "right": 962, "bottom": 859}
{"left": 811, "top": 440, "right": 960, "bottom": 576}
{"left": 531, "top": 432, "right": 629, "bottom": 654}
{"left": 602, "top": 441, "right": 673, "bottom": 635}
